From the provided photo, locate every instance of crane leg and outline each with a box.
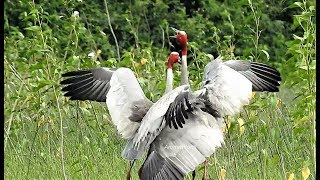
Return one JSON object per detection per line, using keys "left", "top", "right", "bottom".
{"left": 126, "top": 160, "right": 135, "bottom": 180}
{"left": 192, "top": 170, "right": 196, "bottom": 180}
{"left": 202, "top": 160, "right": 208, "bottom": 180}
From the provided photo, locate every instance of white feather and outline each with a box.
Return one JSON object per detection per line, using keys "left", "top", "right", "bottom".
{"left": 203, "top": 57, "right": 252, "bottom": 116}
{"left": 106, "top": 68, "right": 151, "bottom": 139}
{"left": 154, "top": 110, "right": 224, "bottom": 174}
{"left": 133, "top": 85, "right": 189, "bottom": 148}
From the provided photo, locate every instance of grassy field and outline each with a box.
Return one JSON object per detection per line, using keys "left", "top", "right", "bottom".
{"left": 4, "top": 0, "right": 315, "bottom": 179}
{"left": 4, "top": 82, "right": 315, "bottom": 180}
{"left": 4, "top": 46, "right": 316, "bottom": 180}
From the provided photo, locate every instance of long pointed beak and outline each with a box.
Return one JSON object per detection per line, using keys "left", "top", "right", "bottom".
{"left": 169, "top": 35, "right": 177, "bottom": 39}
{"left": 178, "top": 57, "right": 182, "bottom": 64}
{"left": 170, "top": 27, "right": 180, "bottom": 33}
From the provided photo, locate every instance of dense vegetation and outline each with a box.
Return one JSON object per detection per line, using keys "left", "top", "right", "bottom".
{"left": 4, "top": 0, "right": 315, "bottom": 179}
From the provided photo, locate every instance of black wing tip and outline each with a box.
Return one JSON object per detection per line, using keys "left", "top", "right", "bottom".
{"left": 60, "top": 79, "right": 69, "bottom": 85}
{"left": 253, "top": 86, "right": 279, "bottom": 92}
{"left": 61, "top": 86, "right": 70, "bottom": 91}
{"left": 165, "top": 91, "right": 191, "bottom": 130}
{"left": 60, "top": 69, "right": 110, "bottom": 102}
{"left": 60, "top": 78, "right": 74, "bottom": 85}
{"left": 61, "top": 84, "right": 107, "bottom": 102}
{"left": 251, "top": 66, "right": 282, "bottom": 82}
{"left": 65, "top": 93, "right": 106, "bottom": 102}
{"left": 250, "top": 63, "right": 282, "bottom": 90}
{"left": 61, "top": 70, "right": 92, "bottom": 85}
{"left": 61, "top": 70, "right": 91, "bottom": 77}
{"left": 251, "top": 62, "right": 281, "bottom": 76}
{"left": 63, "top": 90, "right": 106, "bottom": 102}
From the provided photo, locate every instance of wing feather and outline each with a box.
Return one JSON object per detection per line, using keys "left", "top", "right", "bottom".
{"left": 106, "top": 68, "right": 153, "bottom": 139}
{"left": 61, "top": 67, "right": 153, "bottom": 139}
{"left": 139, "top": 56, "right": 282, "bottom": 179}
{"left": 203, "top": 57, "right": 253, "bottom": 116}
{"left": 140, "top": 111, "right": 224, "bottom": 179}
{"left": 122, "top": 85, "right": 190, "bottom": 160}
{"left": 61, "top": 70, "right": 91, "bottom": 77}
{"left": 61, "top": 67, "right": 114, "bottom": 102}
{"left": 222, "top": 59, "right": 281, "bottom": 92}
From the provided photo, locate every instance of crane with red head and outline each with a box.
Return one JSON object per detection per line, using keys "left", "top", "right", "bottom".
{"left": 60, "top": 52, "right": 181, "bottom": 180}
{"left": 135, "top": 28, "right": 281, "bottom": 180}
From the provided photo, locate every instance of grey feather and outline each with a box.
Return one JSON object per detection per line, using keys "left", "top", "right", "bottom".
{"left": 129, "top": 100, "right": 153, "bottom": 122}
{"left": 141, "top": 110, "right": 224, "bottom": 179}
{"left": 223, "top": 60, "right": 281, "bottom": 92}
{"left": 122, "top": 135, "right": 151, "bottom": 160}
{"left": 61, "top": 67, "right": 116, "bottom": 102}
{"left": 140, "top": 150, "right": 185, "bottom": 180}
{"left": 205, "top": 56, "right": 281, "bottom": 92}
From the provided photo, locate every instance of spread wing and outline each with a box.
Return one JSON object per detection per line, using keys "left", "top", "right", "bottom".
{"left": 61, "top": 67, "right": 116, "bottom": 102}
{"left": 201, "top": 56, "right": 253, "bottom": 116}
{"left": 61, "top": 67, "right": 153, "bottom": 139}
{"left": 223, "top": 60, "right": 281, "bottom": 92}
{"left": 138, "top": 56, "right": 282, "bottom": 179}
{"left": 138, "top": 56, "right": 253, "bottom": 179}
{"left": 164, "top": 56, "right": 259, "bottom": 130}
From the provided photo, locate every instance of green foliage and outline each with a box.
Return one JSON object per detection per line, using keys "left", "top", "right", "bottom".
{"left": 4, "top": 0, "right": 315, "bottom": 179}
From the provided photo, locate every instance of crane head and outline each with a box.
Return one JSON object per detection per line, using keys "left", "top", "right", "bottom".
{"left": 167, "top": 52, "right": 181, "bottom": 69}
{"left": 170, "top": 27, "right": 188, "bottom": 48}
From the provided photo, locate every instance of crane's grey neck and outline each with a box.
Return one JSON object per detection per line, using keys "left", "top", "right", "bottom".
{"left": 165, "top": 68, "right": 173, "bottom": 94}
{"left": 181, "top": 55, "right": 189, "bottom": 85}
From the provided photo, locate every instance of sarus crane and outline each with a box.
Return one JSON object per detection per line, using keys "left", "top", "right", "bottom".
{"left": 133, "top": 29, "right": 282, "bottom": 180}
{"left": 60, "top": 52, "right": 181, "bottom": 179}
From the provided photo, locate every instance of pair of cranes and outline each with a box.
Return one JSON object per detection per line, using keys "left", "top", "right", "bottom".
{"left": 60, "top": 28, "right": 281, "bottom": 180}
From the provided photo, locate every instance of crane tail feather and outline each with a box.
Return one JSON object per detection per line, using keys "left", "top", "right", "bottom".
{"left": 140, "top": 151, "right": 185, "bottom": 180}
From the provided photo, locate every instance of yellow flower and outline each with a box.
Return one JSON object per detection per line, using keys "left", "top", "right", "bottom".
{"left": 140, "top": 58, "right": 148, "bottom": 65}
{"left": 219, "top": 168, "right": 226, "bottom": 180}
{"left": 238, "top": 118, "right": 245, "bottom": 136}
{"left": 301, "top": 166, "right": 310, "bottom": 180}
{"left": 288, "top": 173, "right": 294, "bottom": 180}
{"left": 276, "top": 98, "right": 282, "bottom": 107}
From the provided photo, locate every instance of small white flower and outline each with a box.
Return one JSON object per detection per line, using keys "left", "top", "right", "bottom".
{"left": 73, "top": 55, "right": 80, "bottom": 61}
{"left": 73, "top": 11, "right": 79, "bottom": 17}
{"left": 88, "top": 52, "right": 95, "bottom": 57}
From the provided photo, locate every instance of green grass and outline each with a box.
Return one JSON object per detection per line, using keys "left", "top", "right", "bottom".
{"left": 4, "top": 52, "right": 315, "bottom": 180}
{"left": 4, "top": 83, "right": 315, "bottom": 179}
{"left": 4, "top": 0, "right": 315, "bottom": 179}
